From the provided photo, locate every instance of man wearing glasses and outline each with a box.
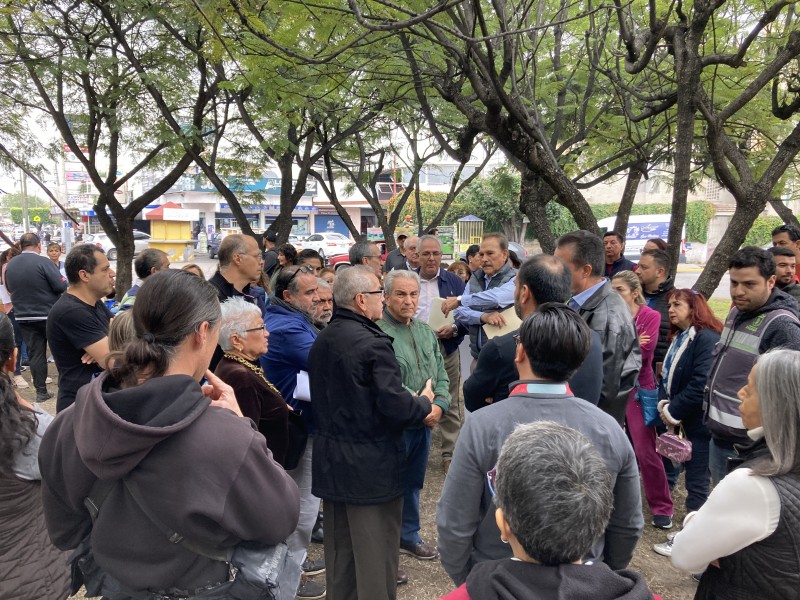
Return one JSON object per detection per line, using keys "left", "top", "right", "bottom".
{"left": 310, "top": 266, "right": 435, "bottom": 599}
{"left": 261, "top": 264, "right": 324, "bottom": 599}
{"left": 437, "top": 304, "right": 642, "bottom": 586}
{"left": 349, "top": 240, "right": 384, "bottom": 278}
{"left": 208, "top": 234, "right": 262, "bottom": 369}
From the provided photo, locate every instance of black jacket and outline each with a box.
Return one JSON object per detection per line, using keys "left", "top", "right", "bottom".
{"left": 463, "top": 328, "right": 604, "bottom": 410}
{"left": 658, "top": 327, "right": 719, "bottom": 432}
{"left": 309, "top": 308, "right": 431, "bottom": 504}
{"left": 605, "top": 256, "right": 637, "bottom": 279}
{"left": 642, "top": 277, "right": 674, "bottom": 367}
{"left": 39, "top": 373, "right": 299, "bottom": 595}
{"left": 578, "top": 281, "right": 641, "bottom": 424}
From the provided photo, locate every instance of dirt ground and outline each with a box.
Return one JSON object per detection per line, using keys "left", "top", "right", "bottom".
{"left": 23, "top": 365, "right": 696, "bottom": 600}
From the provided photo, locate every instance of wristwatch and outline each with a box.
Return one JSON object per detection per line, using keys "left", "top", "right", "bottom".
{"left": 456, "top": 295, "right": 462, "bottom": 305}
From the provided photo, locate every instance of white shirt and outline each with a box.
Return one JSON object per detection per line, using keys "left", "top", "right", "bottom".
{"left": 416, "top": 272, "right": 440, "bottom": 323}
{"left": 671, "top": 466, "right": 780, "bottom": 573}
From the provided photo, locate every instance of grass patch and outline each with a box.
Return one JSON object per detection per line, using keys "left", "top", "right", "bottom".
{"left": 707, "top": 297, "right": 731, "bottom": 320}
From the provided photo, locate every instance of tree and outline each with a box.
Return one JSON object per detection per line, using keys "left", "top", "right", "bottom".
{"left": 0, "top": 192, "right": 48, "bottom": 209}
{"left": 1, "top": 0, "right": 215, "bottom": 291}
{"left": 613, "top": 0, "right": 800, "bottom": 293}
{"left": 460, "top": 166, "right": 527, "bottom": 242}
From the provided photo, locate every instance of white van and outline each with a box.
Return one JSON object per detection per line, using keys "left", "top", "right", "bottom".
{"left": 597, "top": 214, "right": 686, "bottom": 262}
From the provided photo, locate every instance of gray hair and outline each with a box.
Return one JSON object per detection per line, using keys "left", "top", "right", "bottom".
{"left": 384, "top": 269, "right": 420, "bottom": 297}
{"left": 752, "top": 349, "right": 800, "bottom": 476}
{"left": 349, "top": 240, "right": 379, "bottom": 266}
{"left": 418, "top": 234, "right": 441, "bottom": 251}
{"left": 494, "top": 421, "right": 613, "bottom": 566}
{"left": 218, "top": 296, "right": 263, "bottom": 351}
{"left": 404, "top": 236, "right": 419, "bottom": 251}
{"left": 333, "top": 266, "right": 378, "bottom": 310}
{"left": 316, "top": 277, "right": 331, "bottom": 290}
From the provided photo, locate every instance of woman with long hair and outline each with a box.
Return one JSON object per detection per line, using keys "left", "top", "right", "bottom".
{"left": 612, "top": 270, "right": 674, "bottom": 529}
{"left": 671, "top": 349, "right": 800, "bottom": 598}
{"left": 0, "top": 311, "right": 71, "bottom": 599}
{"left": 652, "top": 288, "right": 722, "bottom": 557}
{"left": 38, "top": 270, "right": 299, "bottom": 598}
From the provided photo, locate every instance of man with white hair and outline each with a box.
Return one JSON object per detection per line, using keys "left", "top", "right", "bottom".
{"left": 313, "top": 277, "right": 334, "bottom": 328}
{"left": 404, "top": 236, "right": 421, "bottom": 271}
{"left": 310, "top": 266, "right": 435, "bottom": 599}
{"left": 378, "top": 269, "right": 450, "bottom": 563}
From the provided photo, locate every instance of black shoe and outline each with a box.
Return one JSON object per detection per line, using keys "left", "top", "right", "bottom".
{"left": 652, "top": 515, "right": 673, "bottom": 530}
{"left": 400, "top": 541, "right": 438, "bottom": 560}
{"left": 302, "top": 558, "right": 325, "bottom": 576}
{"left": 296, "top": 578, "right": 326, "bottom": 599}
{"left": 35, "top": 391, "right": 54, "bottom": 402}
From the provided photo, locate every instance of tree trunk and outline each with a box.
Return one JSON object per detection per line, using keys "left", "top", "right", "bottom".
{"left": 768, "top": 197, "right": 800, "bottom": 230}
{"left": 519, "top": 168, "right": 556, "bottom": 253}
{"left": 694, "top": 200, "right": 765, "bottom": 297}
{"left": 615, "top": 164, "right": 645, "bottom": 241}
{"left": 95, "top": 198, "right": 135, "bottom": 294}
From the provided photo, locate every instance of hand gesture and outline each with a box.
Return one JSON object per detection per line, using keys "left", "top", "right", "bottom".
{"left": 441, "top": 297, "right": 459, "bottom": 315}
{"left": 420, "top": 378, "right": 435, "bottom": 402}
{"left": 424, "top": 404, "right": 443, "bottom": 428}
{"left": 202, "top": 369, "right": 243, "bottom": 417}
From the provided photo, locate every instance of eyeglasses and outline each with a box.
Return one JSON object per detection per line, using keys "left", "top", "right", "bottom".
{"left": 513, "top": 334, "right": 521, "bottom": 345}
{"left": 487, "top": 466, "right": 497, "bottom": 496}
{"left": 420, "top": 251, "right": 442, "bottom": 258}
{"left": 357, "top": 288, "right": 385, "bottom": 298}
{"left": 284, "top": 264, "right": 315, "bottom": 287}
{"left": 244, "top": 325, "right": 266, "bottom": 333}
{"left": 238, "top": 252, "right": 264, "bottom": 261}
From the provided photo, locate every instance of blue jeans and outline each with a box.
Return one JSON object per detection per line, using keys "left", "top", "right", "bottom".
{"left": 709, "top": 439, "right": 737, "bottom": 486}
{"left": 401, "top": 427, "right": 431, "bottom": 547}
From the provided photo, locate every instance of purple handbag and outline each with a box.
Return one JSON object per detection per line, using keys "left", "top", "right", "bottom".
{"left": 656, "top": 426, "right": 692, "bottom": 463}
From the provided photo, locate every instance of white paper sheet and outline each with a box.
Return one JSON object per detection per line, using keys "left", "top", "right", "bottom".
{"left": 428, "top": 297, "right": 455, "bottom": 330}
{"left": 294, "top": 370, "right": 311, "bottom": 402}
{"left": 482, "top": 306, "right": 522, "bottom": 340}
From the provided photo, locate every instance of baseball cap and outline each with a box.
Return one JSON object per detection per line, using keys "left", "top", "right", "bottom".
{"left": 396, "top": 232, "right": 408, "bottom": 240}
{"left": 263, "top": 231, "right": 277, "bottom": 243}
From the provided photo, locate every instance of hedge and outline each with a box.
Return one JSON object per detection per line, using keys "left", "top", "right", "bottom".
{"left": 9, "top": 207, "right": 55, "bottom": 225}
{"left": 744, "top": 216, "right": 783, "bottom": 247}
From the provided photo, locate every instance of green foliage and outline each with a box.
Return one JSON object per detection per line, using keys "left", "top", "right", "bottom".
{"left": 744, "top": 216, "right": 783, "bottom": 247}
{"left": 9, "top": 207, "right": 53, "bottom": 224}
{"left": 1, "top": 193, "right": 49, "bottom": 209}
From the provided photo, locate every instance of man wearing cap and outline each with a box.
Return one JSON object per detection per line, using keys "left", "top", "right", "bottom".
{"left": 262, "top": 230, "right": 280, "bottom": 277}
{"left": 384, "top": 232, "right": 409, "bottom": 272}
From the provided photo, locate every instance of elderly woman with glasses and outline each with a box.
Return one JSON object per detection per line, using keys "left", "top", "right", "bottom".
{"left": 215, "top": 296, "right": 290, "bottom": 467}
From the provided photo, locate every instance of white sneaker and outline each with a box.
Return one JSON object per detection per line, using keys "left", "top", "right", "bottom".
{"left": 13, "top": 374, "right": 29, "bottom": 389}
{"left": 45, "top": 376, "right": 53, "bottom": 384}
{"left": 653, "top": 536, "right": 674, "bottom": 557}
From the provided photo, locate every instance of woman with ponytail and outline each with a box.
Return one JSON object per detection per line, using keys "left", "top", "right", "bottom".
{"left": 0, "top": 311, "right": 71, "bottom": 599}
{"left": 38, "top": 270, "right": 300, "bottom": 599}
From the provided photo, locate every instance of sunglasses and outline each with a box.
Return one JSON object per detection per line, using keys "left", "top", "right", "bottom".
{"left": 284, "top": 264, "right": 315, "bottom": 287}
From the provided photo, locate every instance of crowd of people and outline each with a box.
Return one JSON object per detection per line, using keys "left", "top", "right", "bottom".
{"left": 1, "top": 224, "right": 800, "bottom": 600}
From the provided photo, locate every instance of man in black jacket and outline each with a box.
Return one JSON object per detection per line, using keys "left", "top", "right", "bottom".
{"left": 637, "top": 248, "right": 674, "bottom": 370}
{"left": 463, "top": 254, "right": 603, "bottom": 410}
{"left": 309, "top": 266, "right": 434, "bottom": 599}
{"left": 5, "top": 232, "right": 67, "bottom": 401}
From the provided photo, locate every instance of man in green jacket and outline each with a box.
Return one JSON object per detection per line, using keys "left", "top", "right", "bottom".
{"left": 378, "top": 269, "right": 450, "bottom": 566}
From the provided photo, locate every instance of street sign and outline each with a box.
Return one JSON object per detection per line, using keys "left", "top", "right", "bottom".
{"left": 32, "top": 215, "right": 41, "bottom": 222}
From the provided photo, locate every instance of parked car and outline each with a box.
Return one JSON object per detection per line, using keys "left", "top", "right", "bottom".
{"left": 83, "top": 230, "right": 151, "bottom": 261}
{"left": 328, "top": 240, "right": 388, "bottom": 271}
{"left": 288, "top": 234, "right": 307, "bottom": 250}
{"left": 305, "top": 232, "right": 353, "bottom": 258}
{"left": 207, "top": 232, "right": 224, "bottom": 259}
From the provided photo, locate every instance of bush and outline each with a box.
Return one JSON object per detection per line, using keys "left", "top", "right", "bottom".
{"left": 744, "top": 216, "right": 783, "bottom": 247}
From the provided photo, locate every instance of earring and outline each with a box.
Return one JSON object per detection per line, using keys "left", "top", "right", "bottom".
{"left": 500, "top": 538, "right": 509, "bottom": 544}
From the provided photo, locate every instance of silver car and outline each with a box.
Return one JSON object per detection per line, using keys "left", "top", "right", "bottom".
{"left": 83, "top": 230, "right": 151, "bottom": 261}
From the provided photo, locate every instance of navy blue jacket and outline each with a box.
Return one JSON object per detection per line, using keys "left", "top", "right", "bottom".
{"left": 425, "top": 267, "right": 467, "bottom": 356}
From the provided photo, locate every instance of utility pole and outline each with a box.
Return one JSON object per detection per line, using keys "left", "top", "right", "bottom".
{"left": 19, "top": 168, "right": 29, "bottom": 233}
